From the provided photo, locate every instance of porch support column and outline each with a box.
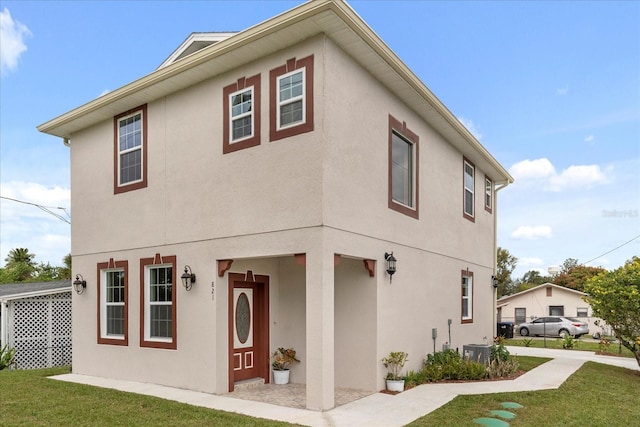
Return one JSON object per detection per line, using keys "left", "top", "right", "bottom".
{"left": 305, "top": 247, "right": 335, "bottom": 410}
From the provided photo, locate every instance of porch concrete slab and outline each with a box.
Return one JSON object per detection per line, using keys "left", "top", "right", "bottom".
{"left": 50, "top": 347, "right": 639, "bottom": 427}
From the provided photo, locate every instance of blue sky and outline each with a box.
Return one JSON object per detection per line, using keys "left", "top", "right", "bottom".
{"left": 1, "top": 0, "right": 638, "bottom": 278}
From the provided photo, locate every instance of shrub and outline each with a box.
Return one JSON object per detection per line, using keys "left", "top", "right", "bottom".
{"left": 0, "top": 344, "right": 17, "bottom": 370}
{"left": 561, "top": 335, "right": 576, "bottom": 349}
{"left": 522, "top": 337, "right": 534, "bottom": 347}
{"left": 423, "top": 349, "right": 486, "bottom": 381}
{"left": 487, "top": 357, "right": 519, "bottom": 379}
{"left": 599, "top": 338, "right": 612, "bottom": 352}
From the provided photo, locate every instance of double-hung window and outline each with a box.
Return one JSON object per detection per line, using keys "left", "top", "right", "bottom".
{"left": 114, "top": 105, "right": 147, "bottom": 194}
{"left": 485, "top": 176, "right": 493, "bottom": 213}
{"left": 463, "top": 159, "right": 475, "bottom": 221}
{"left": 278, "top": 69, "right": 304, "bottom": 128}
{"left": 223, "top": 74, "right": 261, "bottom": 154}
{"left": 388, "top": 115, "right": 419, "bottom": 219}
{"left": 269, "top": 55, "right": 314, "bottom": 141}
{"left": 461, "top": 270, "right": 474, "bottom": 323}
{"left": 140, "top": 255, "right": 177, "bottom": 349}
{"left": 97, "top": 259, "right": 128, "bottom": 346}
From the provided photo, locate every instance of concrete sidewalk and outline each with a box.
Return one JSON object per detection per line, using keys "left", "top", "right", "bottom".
{"left": 51, "top": 347, "right": 639, "bottom": 427}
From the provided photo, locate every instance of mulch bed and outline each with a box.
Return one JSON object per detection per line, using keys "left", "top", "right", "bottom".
{"left": 380, "top": 370, "right": 528, "bottom": 394}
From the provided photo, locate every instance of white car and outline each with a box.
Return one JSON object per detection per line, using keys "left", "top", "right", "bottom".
{"left": 518, "top": 317, "right": 589, "bottom": 338}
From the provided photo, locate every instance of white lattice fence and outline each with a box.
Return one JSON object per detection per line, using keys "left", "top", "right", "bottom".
{"left": 8, "top": 292, "right": 72, "bottom": 369}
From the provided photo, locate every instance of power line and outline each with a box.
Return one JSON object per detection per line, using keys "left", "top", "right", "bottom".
{"left": 583, "top": 234, "right": 640, "bottom": 265}
{"left": 0, "top": 196, "right": 70, "bottom": 224}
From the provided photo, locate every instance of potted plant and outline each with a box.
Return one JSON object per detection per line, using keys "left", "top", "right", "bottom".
{"left": 271, "top": 347, "right": 300, "bottom": 385}
{"left": 382, "top": 351, "right": 408, "bottom": 392}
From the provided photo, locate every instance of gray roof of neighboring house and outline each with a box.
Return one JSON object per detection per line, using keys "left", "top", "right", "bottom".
{"left": 497, "top": 282, "right": 587, "bottom": 303}
{"left": 0, "top": 280, "right": 72, "bottom": 300}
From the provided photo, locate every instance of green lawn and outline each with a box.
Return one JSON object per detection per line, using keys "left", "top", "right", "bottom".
{"left": 505, "top": 337, "right": 635, "bottom": 358}
{"left": 0, "top": 367, "right": 297, "bottom": 426}
{"left": 410, "top": 362, "right": 640, "bottom": 427}
{"left": 2, "top": 358, "right": 638, "bottom": 426}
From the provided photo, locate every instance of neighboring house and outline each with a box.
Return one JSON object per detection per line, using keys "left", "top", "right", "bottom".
{"left": 0, "top": 281, "right": 72, "bottom": 369}
{"left": 38, "top": 0, "right": 512, "bottom": 410}
{"left": 497, "top": 282, "right": 605, "bottom": 336}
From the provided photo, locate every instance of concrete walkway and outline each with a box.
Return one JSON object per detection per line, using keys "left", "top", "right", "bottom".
{"left": 51, "top": 347, "right": 639, "bottom": 427}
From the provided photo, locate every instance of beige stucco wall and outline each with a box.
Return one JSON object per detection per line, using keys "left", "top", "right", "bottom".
{"left": 68, "top": 34, "right": 500, "bottom": 401}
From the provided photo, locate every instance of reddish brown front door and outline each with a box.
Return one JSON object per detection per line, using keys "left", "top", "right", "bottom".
{"left": 228, "top": 272, "right": 269, "bottom": 391}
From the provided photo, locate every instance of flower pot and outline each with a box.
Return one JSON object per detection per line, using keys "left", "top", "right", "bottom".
{"left": 386, "top": 379, "right": 405, "bottom": 392}
{"left": 273, "top": 369, "right": 290, "bottom": 385}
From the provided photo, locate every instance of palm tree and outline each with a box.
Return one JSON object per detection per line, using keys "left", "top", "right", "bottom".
{"left": 59, "top": 253, "right": 72, "bottom": 279}
{"left": 4, "top": 248, "right": 36, "bottom": 281}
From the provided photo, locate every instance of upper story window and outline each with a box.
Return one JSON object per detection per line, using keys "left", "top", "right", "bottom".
{"left": 140, "top": 254, "right": 177, "bottom": 349}
{"left": 223, "top": 74, "right": 261, "bottom": 154}
{"left": 278, "top": 69, "right": 304, "bottom": 127}
{"left": 269, "top": 55, "right": 314, "bottom": 141}
{"left": 97, "top": 259, "right": 128, "bottom": 346}
{"left": 388, "top": 115, "right": 419, "bottom": 219}
{"left": 485, "top": 176, "right": 493, "bottom": 213}
{"left": 114, "top": 105, "right": 147, "bottom": 194}
{"left": 463, "top": 158, "right": 475, "bottom": 221}
{"left": 461, "top": 270, "right": 474, "bottom": 323}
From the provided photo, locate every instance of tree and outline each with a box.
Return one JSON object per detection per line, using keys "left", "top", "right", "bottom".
{"left": 584, "top": 257, "right": 640, "bottom": 367}
{"left": 560, "top": 258, "right": 579, "bottom": 274}
{"left": 511, "top": 270, "right": 552, "bottom": 294}
{"left": 553, "top": 265, "right": 606, "bottom": 291}
{"left": 496, "top": 247, "right": 517, "bottom": 297}
{"left": 58, "top": 253, "right": 72, "bottom": 280}
{"left": 3, "top": 248, "right": 36, "bottom": 281}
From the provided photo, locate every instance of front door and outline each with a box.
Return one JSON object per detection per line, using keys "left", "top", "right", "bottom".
{"left": 228, "top": 272, "right": 269, "bottom": 391}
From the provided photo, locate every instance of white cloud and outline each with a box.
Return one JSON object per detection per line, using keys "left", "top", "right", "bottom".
{"left": 100, "top": 89, "right": 111, "bottom": 97}
{"left": 0, "top": 8, "right": 32, "bottom": 75}
{"left": 510, "top": 225, "right": 553, "bottom": 240}
{"left": 508, "top": 158, "right": 556, "bottom": 180}
{"left": 584, "top": 134, "right": 595, "bottom": 143}
{"left": 519, "top": 257, "right": 545, "bottom": 267}
{"left": 556, "top": 85, "right": 568, "bottom": 96}
{"left": 1, "top": 181, "right": 70, "bottom": 266}
{"left": 458, "top": 116, "right": 482, "bottom": 140}
{"left": 509, "top": 158, "right": 611, "bottom": 192}
{"left": 548, "top": 164, "right": 610, "bottom": 191}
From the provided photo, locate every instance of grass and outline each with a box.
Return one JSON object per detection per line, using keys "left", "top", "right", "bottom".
{"left": 409, "top": 361, "right": 640, "bottom": 427}
{"left": 2, "top": 357, "right": 637, "bottom": 426}
{"left": 0, "top": 367, "right": 297, "bottom": 426}
{"left": 505, "top": 337, "right": 635, "bottom": 358}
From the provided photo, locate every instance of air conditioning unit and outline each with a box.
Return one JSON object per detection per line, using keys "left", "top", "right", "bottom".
{"left": 463, "top": 344, "right": 491, "bottom": 365}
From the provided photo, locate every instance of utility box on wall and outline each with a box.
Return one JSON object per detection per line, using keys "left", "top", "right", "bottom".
{"left": 462, "top": 344, "right": 491, "bottom": 365}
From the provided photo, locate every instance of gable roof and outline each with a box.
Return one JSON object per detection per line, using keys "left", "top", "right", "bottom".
{"left": 157, "top": 32, "right": 237, "bottom": 69}
{"left": 497, "top": 282, "right": 587, "bottom": 303}
{"left": 0, "top": 280, "right": 72, "bottom": 301}
{"left": 38, "top": 0, "right": 513, "bottom": 185}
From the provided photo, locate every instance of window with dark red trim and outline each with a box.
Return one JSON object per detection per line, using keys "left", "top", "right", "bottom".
{"left": 388, "top": 114, "right": 419, "bottom": 219}
{"left": 484, "top": 176, "right": 493, "bottom": 214}
{"left": 97, "top": 259, "right": 128, "bottom": 346}
{"left": 223, "top": 74, "right": 261, "bottom": 154}
{"left": 463, "top": 158, "right": 475, "bottom": 222}
{"left": 114, "top": 104, "right": 147, "bottom": 194}
{"left": 269, "top": 55, "right": 314, "bottom": 141}
{"left": 140, "top": 254, "right": 177, "bottom": 349}
{"left": 461, "top": 270, "right": 474, "bottom": 323}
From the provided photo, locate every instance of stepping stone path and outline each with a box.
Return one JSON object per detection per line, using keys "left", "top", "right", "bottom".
{"left": 473, "top": 402, "right": 524, "bottom": 426}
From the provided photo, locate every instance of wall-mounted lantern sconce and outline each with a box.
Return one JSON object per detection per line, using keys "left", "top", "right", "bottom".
{"left": 73, "top": 274, "right": 87, "bottom": 294}
{"left": 181, "top": 265, "right": 196, "bottom": 291}
{"left": 384, "top": 252, "right": 396, "bottom": 283}
{"left": 492, "top": 275, "right": 499, "bottom": 289}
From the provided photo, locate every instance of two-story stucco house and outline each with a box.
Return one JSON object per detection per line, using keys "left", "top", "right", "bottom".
{"left": 38, "top": 0, "right": 512, "bottom": 410}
